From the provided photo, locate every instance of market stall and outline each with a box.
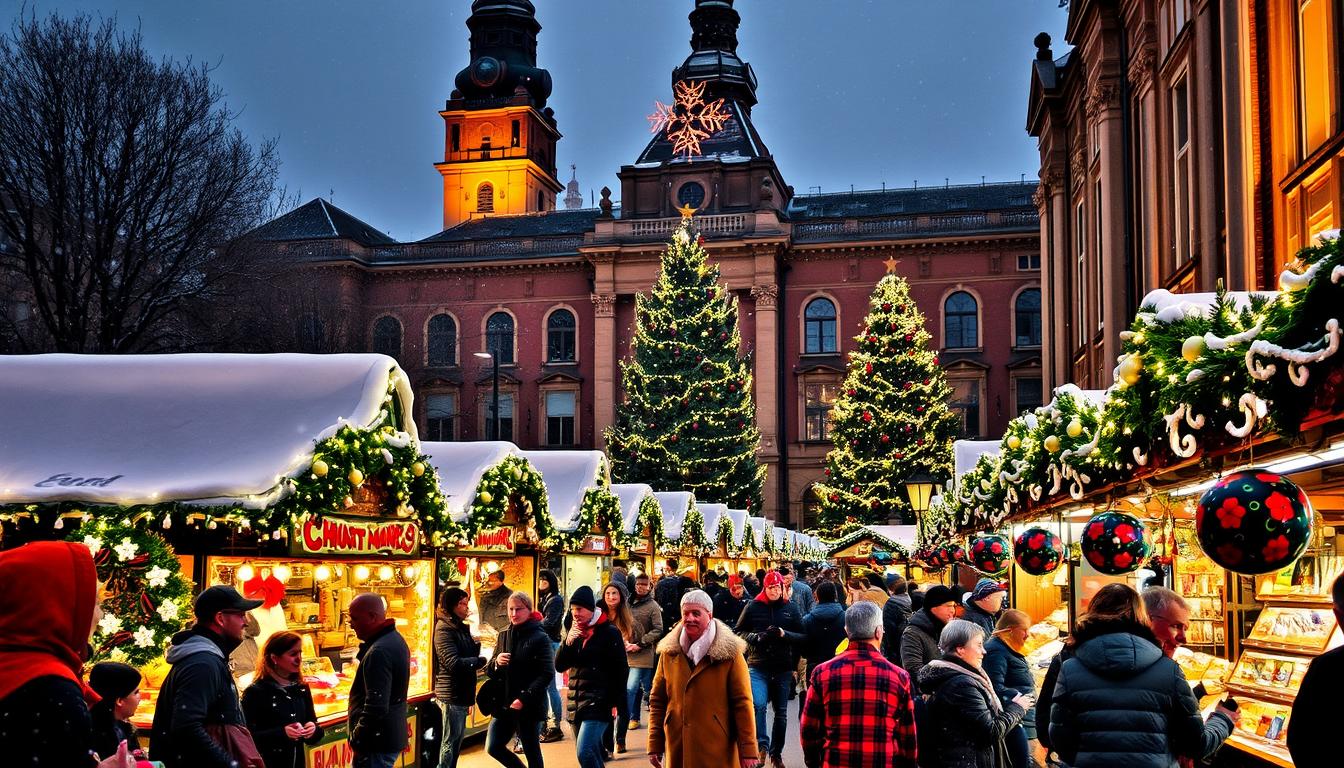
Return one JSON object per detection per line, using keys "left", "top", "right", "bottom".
{"left": 0, "top": 353, "right": 446, "bottom": 766}
{"left": 652, "top": 491, "right": 702, "bottom": 579}
{"left": 521, "top": 450, "right": 622, "bottom": 595}
{"left": 825, "top": 524, "right": 918, "bottom": 584}
{"left": 612, "top": 483, "right": 664, "bottom": 578}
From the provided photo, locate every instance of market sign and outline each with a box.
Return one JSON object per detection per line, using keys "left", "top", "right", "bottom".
{"left": 305, "top": 712, "right": 417, "bottom": 768}
{"left": 460, "top": 525, "right": 516, "bottom": 554}
{"left": 579, "top": 534, "right": 612, "bottom": 555}
{"left": 631, "top": 538, "right": 651, "bottom": 555}
{"left": 831, "top": 539, "right": 876, "bottom": 561}
{"left": 293, "top": 516, "right": 420, "bottom": 557}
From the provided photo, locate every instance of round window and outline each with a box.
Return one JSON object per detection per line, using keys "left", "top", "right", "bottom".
{"left": 676, "top": 181, "right": 706, "bottom": 210}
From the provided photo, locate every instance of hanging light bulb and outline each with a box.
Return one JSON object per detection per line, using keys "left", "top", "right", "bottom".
{"left": 353, "top": 565, "right": 370, "bottom": 583}
{"left": 273, "top": 564, "right": 292, "bottom": 583}
{"left": 237, "top": 564, "right": 255, "bottom": 583}
{"left": 314, "top": 565, "right": 332, "bottom": 582}
{"left": 378, "top": 565, "right": 394, "bottom": 582}
{"left": 402, "top": 565, "right": 419, "bottom": 581}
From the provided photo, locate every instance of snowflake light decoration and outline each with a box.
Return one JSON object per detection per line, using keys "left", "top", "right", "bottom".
{"left": 648, "top": 80, "right": 732, "bottom": 158}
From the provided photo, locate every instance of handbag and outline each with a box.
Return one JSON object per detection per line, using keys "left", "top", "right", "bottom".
{"left": 475, "top": 675, "right": 508, "bottom": 717}
{"left": 203, "top": 723, "right": 266, "bottom": 768}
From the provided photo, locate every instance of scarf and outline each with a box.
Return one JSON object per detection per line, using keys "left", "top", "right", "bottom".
{"left": 578, "top": 607, "right": 606, "bottom": 641}
{"left": 928, "top": 658, "right": 1002, "bottom": 712}
{"left": 755, "top": 571, "right": 784, "bottom": 603}
{"left": 680, "top": 619, "right": 717, "bottom": 666}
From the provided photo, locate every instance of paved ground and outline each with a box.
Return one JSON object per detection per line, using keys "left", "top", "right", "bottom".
{"left": 456, "top": 694, "right": 808, "bottom": 768}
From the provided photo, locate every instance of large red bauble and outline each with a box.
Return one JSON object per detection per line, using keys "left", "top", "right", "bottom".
{"left": 969, "top": 533, "right": 1012, "bottom": 576}
{"left": 1013, "top": 527, "right": 1064, "bottom": 576}
{"left": 1195, "top": 468, "right": 1313, "bottom": 574}
{"left": 1080, "top": 511, "right": 1150, "bottom": 575}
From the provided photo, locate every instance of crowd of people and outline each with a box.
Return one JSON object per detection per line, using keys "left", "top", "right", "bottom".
{"left": 1, "top": 540, "right": 1339, "bottom": 768}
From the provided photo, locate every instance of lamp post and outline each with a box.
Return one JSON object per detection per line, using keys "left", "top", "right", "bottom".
{"left": 902, "top": 471, "right": 937, "bottom": 525}
{"left": 474, "top": 351, "right": 499, "bottom": 440}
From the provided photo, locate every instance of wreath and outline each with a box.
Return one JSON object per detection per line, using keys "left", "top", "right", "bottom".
{"left": 70, "top": 520, "right": 193, "bottom": 668}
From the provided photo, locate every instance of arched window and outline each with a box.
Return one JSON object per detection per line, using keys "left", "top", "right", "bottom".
{"left": 486, "top": 311, "right": 514, "bottom": 364}
{"left": 1015, "top": 289, "right": 1042, "bottom": 348}
{"left": 477, "top": 182, "right": 494, "bottom": 213}
{"left": 427, "top": 314, "right": 457, "bottom": 366}
{"left": 804, "top": 297, "right": 837, "bottom": 354}
{"left": 372, "top": 316, "right": 402, "bottom": 360}
{"left": 944, "top": 291, "right": 978, "bottom": 349}
{"left": 547, "top": 309, "right": 576, "bottom": 362}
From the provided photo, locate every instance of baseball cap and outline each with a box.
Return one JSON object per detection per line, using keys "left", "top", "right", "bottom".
{"left": 194, "top": 585, "right": 263, "bottom": 621}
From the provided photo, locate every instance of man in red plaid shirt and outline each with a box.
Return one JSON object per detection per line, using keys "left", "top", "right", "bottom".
{"left": 800, "top": 600, "right": 917, "bottom": 768}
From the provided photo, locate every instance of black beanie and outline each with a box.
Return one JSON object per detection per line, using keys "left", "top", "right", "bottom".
{"left": 89, "top": 661, "right": 141, "bottom": 702}
{"left": 923, "top": 585, "right": 958, "bottom": 611}
{"left": 569, "top": 585, "right": 597, "bottom": 612}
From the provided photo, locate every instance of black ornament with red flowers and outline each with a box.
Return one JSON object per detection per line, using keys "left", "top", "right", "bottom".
{"left": 1195, "top": 469, "right": 1314, "bottom": 574}
{"left": 1080, "top": 511, "right": 1151, "bottom": 575}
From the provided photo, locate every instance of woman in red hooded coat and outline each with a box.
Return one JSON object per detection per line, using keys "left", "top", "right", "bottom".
{"left": 0, "top": 540, "right": 135, "bottom": 767}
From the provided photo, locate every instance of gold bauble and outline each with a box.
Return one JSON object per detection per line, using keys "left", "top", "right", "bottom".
{"left": 348, "top": 468, "right": 364, "bottom": 486}
{"left": 411, "top": 461, "right": 425, "bottom": 477}
{"left": 1066, "top": 419, "right": 1083, "bottom": 438}
{"left": 312, "top": 459, "right": 329, "bottom": 477}
{"left": 1006, "top": 435, "right": 1022, "bottom": 451}
{"left": 1181, "top": 335, "right": 1206, "bottom": 363}
{"left": 1044, "top": 435, "right": 1061, "bottom": 453}
{"left": 478, "top": 490, "right": 494, "bottom": 505}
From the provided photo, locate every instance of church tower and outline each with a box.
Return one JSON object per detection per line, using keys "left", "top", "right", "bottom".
{"left": 563, "top": 164, "right": 584, "bottom": 209}
{"left": 435, "top": 0, "right": 562, "bottom": 230}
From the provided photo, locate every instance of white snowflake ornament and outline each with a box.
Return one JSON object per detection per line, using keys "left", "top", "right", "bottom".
{"left": 157, "top": 600, "right": 180, "bottom": 622}
{"left": 97, "top": 613, "right": 123, "bottom": 636}
{"left": 146, "top": 566, "right": 171, "bottom": 588}
{"left": 113, "top": 537, "right": 138, "bottom": 562}
{"left": 108, "top": 648, "right": 128, "bottom": 663}
{"left": 133, "top": 626, "right": 156, "bottom": 648}
{"left": 83, "top": 536, "right": 103, "bottom": 555}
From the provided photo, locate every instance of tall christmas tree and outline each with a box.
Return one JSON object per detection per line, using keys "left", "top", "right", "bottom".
{"left": 816, "top": 271, "right": 957, "bottom": 529}
{"left": 605, "top": 215, "right": 765, "bottom": 512}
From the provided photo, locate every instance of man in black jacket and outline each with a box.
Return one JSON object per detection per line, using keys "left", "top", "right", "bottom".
{"left": 735, "top": 570, "right": 804, "bottom": 768}
{"left": 555, "top": 586, "right": 629, "bottom": 766}
{"left": 654, "top": 562, "right": 686, "bottom": 634}
{"left": 150, "top": 585, "right": 264, "bottom": 768}
{"left": 1288, "top": 571, "right": 1344, "bottom": 768}
{"left": 881, "top": 575, "right": 913, "bottom": 665}
{"left": 434, "top": 587, "right": 484, "bottom": 768}
{"left": 714, "top": 573, "right": 751, "bottom": 628}
{"left": 348, "top": 592, "right": 410, "bottom": 768}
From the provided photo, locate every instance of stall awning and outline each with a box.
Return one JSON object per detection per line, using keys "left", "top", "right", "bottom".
{"left": 612, "top": 483, "right": 656, "bottom": 535}
{"left": 654, "top": 492, "right": 695, "bottom": 540}
{"left": 518, "top": 450, "right": 608, "bottom": 532}
{"left": 724, "top": 508, "right": 748, "bottom": 548}
{"left": 420, "top": 441, "right": 519, "bottom": 522}
{"left": 826, "top": 524, "right": 918, "bottom": 558}
{"left": 0, "top": 353, "right": 413, "bottom": 508}
{"left": 746, "top": 515, "right": 769, "bottom": 551}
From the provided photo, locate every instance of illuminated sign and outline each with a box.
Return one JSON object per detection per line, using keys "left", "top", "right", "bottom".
{"left": 293, "top": 516, "right": 419, "bottom": 557}
{"left": 579, "top": 534, "right": 612, "bottom": 555}
{"left": 460, "top": 525, "right": 516, "bottom": 554}
{"left": 648, "top": 79, "right": 732, "bottom": 158}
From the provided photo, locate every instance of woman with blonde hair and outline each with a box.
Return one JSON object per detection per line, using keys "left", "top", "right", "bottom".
{"left": 984, "top": 609, "right": 1037, "bottom": 768}
{"left": 241, "top": 631, "right": 324, "bottom": 768}
{"left": 601, "top": 581, "right": 635, "bottom": 756}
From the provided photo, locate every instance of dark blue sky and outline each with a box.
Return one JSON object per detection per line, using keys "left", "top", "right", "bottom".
{"left": 24, "top": 1, "right": 1067, "bottom": 240}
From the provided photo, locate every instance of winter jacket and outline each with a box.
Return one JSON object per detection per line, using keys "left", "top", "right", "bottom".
{"left": 90, "top": 704, "right": 144, "bottom": 764}
{"left": 0, "top": 541, "right": 100, "bottom": 768}
{"left": 241, "top": 676, "right": 325, "bottom": 768}
{"left": 800, "top": 602, "right": 848, "bottom": 667}
{"left": 539, "top": 591, "right": 565, "bottom": 643}
{"left": 1048, "top": 620, "right": 1233, "bottom": 768}
{"left": 349, "top": 622, "right": 410, "bottom": 755}
{"left": 628, "top": 594, "right": 665, "bottom": 669}
{"left": 962, "top": 601, "right": 1000, "bottom": 639}
{"left": 486, "top": 616, "right": 556, "bottom": 720}
{"left": 555, "top": 619, "right": 630, "bottom": 724}
{"left": 648, "top": 620, "right": 758, "bottom": 768}
{"left": 1288, "top": 644, "right": 1344, "bottom": 768}
{"left": 882, "top": 593, "right": 914, "bottom": 664}
{"left": 433, "top": 611, "right": 484, "bottom": 706}
{"left": 713, "top": 588, "right": 750, "bottom": 629}
{"left": 899, "top": 609, "right": 945, "bottom": 681}
{"left": 656, "top": 575, "right": 687, "bottom": 634}
{"left": 478, "top": 584, "right": 513, "bottom": 634}
{"left": 982, "top": 637, "right": 1036, "bottom": 740}
{"left": 735, "top": 597, "right": 805, "bottom": 672}
{"left": 790, "top": 579, "right": 816, "bottom": 617}
{"left": 151, "top": 627, "right": 250, "bottom": 768}
{"left": 919, "top": 657, "right": 1026, "bottom": 768}
{"left": 1034, "top": 645, "right": 1072, "bottom": 750}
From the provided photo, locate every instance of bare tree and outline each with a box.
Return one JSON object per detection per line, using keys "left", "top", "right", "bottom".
{"left": 0, "top": 12, "right": 282, "bottom": 352}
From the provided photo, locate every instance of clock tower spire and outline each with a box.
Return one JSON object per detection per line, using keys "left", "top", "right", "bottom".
{"left": 434, "top": 0, "right": 562, "bottom": 230}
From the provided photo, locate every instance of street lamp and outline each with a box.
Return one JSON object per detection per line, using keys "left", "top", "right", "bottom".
{"left": 474, "top": 351, "right": 499, "bottom": 440}
{"left": 902, "top": 471, "right": 937, "bottom": 524}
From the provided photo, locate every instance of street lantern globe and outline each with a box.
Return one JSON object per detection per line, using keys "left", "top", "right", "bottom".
{"left": 903, "top": 472, "right": 937, "bottom": 516}
{"left": 473, "top": 351, "right": 493, "bottom": 360}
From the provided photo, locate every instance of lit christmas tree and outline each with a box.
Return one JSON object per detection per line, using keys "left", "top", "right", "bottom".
{"left": 605, "top": 213, "right": 765, "bottom": 512}
{"left": 815, "top": 272, "right": 957, "bottom": 529}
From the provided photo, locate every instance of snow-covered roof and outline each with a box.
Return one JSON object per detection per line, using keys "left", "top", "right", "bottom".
{"left": 654, "top": 491, "right": 695, "bottom": 539}
{"left": 420, "top": 441, "right": 519, "bottom": 521}
{"left": 773, "top": 526, "right": 790, "bottom": 551}
{"left": 954, "top": 440, "right": 1002, "bottom": 479}
{"left": 865, "top": 525, "right": 919, "bottom": 551}
{"left": 518, "top": 451, "right": 608, "bottom": 531}
{"left": 611, "top": 483, "right": 656, "bottom": 535}
{"left": 725, "top": 508, "right": 748, "bottom": 546}
{"left": 695, "top": 502, "right": 729, "bottom": 541}
{"left": 747, "top": 516, "right": 769, "bottom": 548}
{"left": 1139, "top": 289, "right": 1276, "bottom": 324}
{"left": 0, "top": 353, "right": 413, "bottom": 508}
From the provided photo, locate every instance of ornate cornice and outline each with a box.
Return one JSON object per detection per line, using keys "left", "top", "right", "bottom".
{"left": 591, "top": 293, "right": 616, "bottom": 318}
{"left": 750, "top": 283, "right": 778, "bottom": 308}
{"left": 1128, "top": 46, "right": 1157, "bottom": 94}
{"left": 1084, "top": 80, "right": 1121, "bottom": 120}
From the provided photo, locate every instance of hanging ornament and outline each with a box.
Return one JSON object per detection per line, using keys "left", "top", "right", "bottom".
{"left": 847, "top": 388, "right": 857, "bottom": 397}
{"left": 411, "top": 461, "right": 425, "bottom": 477}
{"left": 477, "top": 490, "right": 494, "bottom": 505}
{"left": 1013, "top": 527, "right": 1064, "bottom": 575}
{"left": 1081, "top": 511, "right": 1151, "bottom": 575}
{"left": 1006, "top": 435, "right": 1022, "bottom": 450}
{"left": 1044, "top": 435, "right": 1061, "bottom": 453}
{"left": 882, "top": 303, "right": 892, "bottom": 311}
{"left": 312, "top": 458, "right": 329, "bottom": 477}
{"left": 348, "top": 468, "right": 365, "bottom": 486}
{"left": 970, "top": 534, "right": 1012, "bottom": 576}
{"left": 946, "top": 543, "right": 967, "bottom": 564}
{"left": 1066, "top": 419, "right": 1084, "bottom": 438}
{"left": 1195, "top": 469, "right": 1314, "bottom": 574}
{"left": 865, "top": 362, "right": 873, "bottom": 375}
{"left": 1117, "top": 353, "right": 1143, "bottom": 386}
{"left": 1181, "top": 336, "right": 1206, "bottom": 363}
{"left": 862, "top": 411, "right": 873, "bottom": 423}
{"left": 880, "top": 434, "right": 890, "bottom": 444}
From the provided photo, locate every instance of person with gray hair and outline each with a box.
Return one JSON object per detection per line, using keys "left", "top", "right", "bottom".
{"left": 1141, "top": 586, "right": 1191, "bottom": 657}
{"left": 919, "top": 619, "right": 1031, "bottom": 768}
{"left": 800, "top": 600, "right": 917, "bottom": 768}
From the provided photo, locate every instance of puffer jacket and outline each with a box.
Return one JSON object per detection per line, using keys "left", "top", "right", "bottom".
{"left": 628, "top": 594, "right": 665, "bottom": 669}
{"left": 899, "top": 609, "right": 944, "bottom": 681}
{"left": 555, "top": 618, "right": 629, "bottom": 724}
{"left": 1048, "top": 620, "right": 1233, "bottom": 768}
{"left": 486, "top": 615, "right": 556, "bottom": 720}
{"left": 735, "top": 597, "right": 804, "bottom": 672}
{"left": 962, "top": 601, "right": 999, "bottom": 639}
{"left": 539, "top": 591, "right": 565, "bottom": 643}
{"left": 433, "top": 610, "right": 483, "bottom": 706}
{"left": 982, "top": 636, "right": 1036, "bottom": 740}
{"left": 800, "top": 602, "right": 847, "bottom": 667}
{"left": 919, "top": 657, "right": 1026, "bottom": 768}
{"left": 882, "top": 593, "right": 913, "bottom": 664}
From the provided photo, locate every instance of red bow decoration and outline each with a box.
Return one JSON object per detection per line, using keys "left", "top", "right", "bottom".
{"left": 243, "top": 574, "right": 286, "bottom": 609}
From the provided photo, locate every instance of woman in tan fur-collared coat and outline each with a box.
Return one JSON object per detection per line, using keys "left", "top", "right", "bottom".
{"left": 647, "top": 590, "right": 759, "bottom": 768}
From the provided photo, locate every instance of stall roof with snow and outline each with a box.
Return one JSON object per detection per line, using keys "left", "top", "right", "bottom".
{"left": 518, "top": 450, "right": 609, "bottom": 531}
{"left": 654, "top": 492, "right": 695, "bottom": 540}
{"left": 954, "top": 440, "right": 1002, "bottom": 480}
{"left": 420, "top": 441, "right": 519, "bottom": 521}
{"left": 746, "top": 515, "right": 769, "bottom": 550}
{"left": 827, "top": 524, "right": 918, "bottom": 559}
{"left": 724, "top": 508, "right": 748, "bottom": 547}
{"left": 611, "top": 483, "right": 656, "bottom": 535}
{"left": 0, "top": 354, "right": 414, "bottom": 508}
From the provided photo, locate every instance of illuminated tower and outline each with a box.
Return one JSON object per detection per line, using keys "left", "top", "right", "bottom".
{"left": 564, "top": 164, "right": 584, "bottom": 209}
{"left": 435, "top": 0, "right": 562, "bottom": 229}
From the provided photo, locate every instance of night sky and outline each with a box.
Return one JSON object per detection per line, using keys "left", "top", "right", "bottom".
{"left": 20, "top": 1, "right": 1068, "bottom": 240}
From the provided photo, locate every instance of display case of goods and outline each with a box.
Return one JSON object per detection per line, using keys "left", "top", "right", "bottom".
{"left": 1173, "top": 522, "right": 1228, "bottom": 654}
{"left": 1223, "top": 548, "right": 1344, "bottom": 767}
